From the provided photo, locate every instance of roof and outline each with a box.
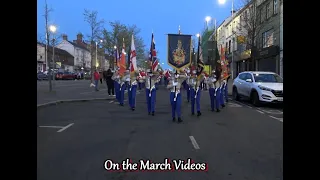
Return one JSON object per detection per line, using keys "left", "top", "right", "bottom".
{"left": 240, "top": 71, "right": 277, "bottom": 74}
{"left": 67, "top": 40, "right": 90, "bottom": 51}
{"left": 37, "top": 42, "right": 74, "bottom": 58}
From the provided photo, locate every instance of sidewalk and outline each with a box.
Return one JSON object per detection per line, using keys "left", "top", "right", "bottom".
{"left": 228, "top": 79, "right": 233, "bottom": 95}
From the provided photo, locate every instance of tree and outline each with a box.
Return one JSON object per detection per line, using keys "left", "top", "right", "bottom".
{"left": 43, "top": 0, "right": 53, "bottom": 72}
{"left": 101, "top": 21, "right": 145, "bottom": 69}
{"left": 237, "top": 0, "right": 263, "bottom": 69}
{"left": 83, "top": 9, "right": 104, "bottom": 82}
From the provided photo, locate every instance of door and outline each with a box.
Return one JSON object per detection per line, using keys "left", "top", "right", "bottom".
{"left": 242, "top": 73, "right": 253, "bottom": 97}
{"left": 236, "top": 73, "right": 247, "bottom": 95}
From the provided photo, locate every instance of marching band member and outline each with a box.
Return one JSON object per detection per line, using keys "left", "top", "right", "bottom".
{"left": 138, "top": 70, "right": 146, "bottom": 90}
{"left": 190, "top": 70, "right": 205, "bottom": 116}
{"left": 128, "top": 71, "right": 138, "bottom": 111}
{"left": 118, "top": 70, "right": 129, "bottom": 106}
{"left": 184, "top": 68, "right": 191, "bottom": 103}
{"left": 214, "top": 68, "right": 222, "bottom": 111}
{"left": 167, "top": 70, "right": 187, "bottom": 123}
{"left": 145, "top": 69, "right": 160, "bottom": 116}
{"left": 111, "top": 68, "right": 121, "bottom": 102}
{"left": 208, "top": 70, "right": 217, "bottom": 112}
{"left": 220, "top": 77, "right": 227, "bottom": 108}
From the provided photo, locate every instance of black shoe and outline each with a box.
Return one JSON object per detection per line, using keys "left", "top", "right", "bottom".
{"left": 178, "top": 117, "right": 183, "bottom": 123}
{"left": 226, "top": 100, "right": 229, "bottom": 102}
{"left": 172, "top": 117, "right": 176, "bottom": 122}
{"left": 191, "top": 112, "right": 195, "bottom": 115}
{"left": 197, "top": 111, "right": 202, "bottom": 117}
{"left": 120, "top": 103, "right": 124, "bottom": 106}
{"left": 152, "top": 111, "right": 155, "bottom": 116}
{"left": 216, "top": 109, "right": 220, "bottom": 112}
{"left": 131, "top": 108, "right": 135, "bottom": 111}
{"left": 221, "top": 104, "right": 225, "bottom": 108}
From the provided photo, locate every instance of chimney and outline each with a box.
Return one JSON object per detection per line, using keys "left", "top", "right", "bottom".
{"left": 77, "top": 33, "right": 83, "bottom": 42}
{"left": 62, "top": 34, "right": 68, "bottom": 41}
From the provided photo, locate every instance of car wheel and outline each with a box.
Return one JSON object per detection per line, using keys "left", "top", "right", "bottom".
{"left": 232, "top": 87, "right": 239, "bottom": 101}
{"left": 251, "top": 91, "right": 261, "bottom": 107}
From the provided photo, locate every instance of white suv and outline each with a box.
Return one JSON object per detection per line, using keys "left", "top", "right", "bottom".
{"left": 232, "top": 71, "right": 283, "bottom": 106}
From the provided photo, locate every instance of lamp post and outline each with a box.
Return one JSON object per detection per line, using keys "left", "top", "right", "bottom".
{"left": 48, "top": 25, "right": 56, "bottom": 91}
{"left": 205, "top": 16, "right": 211, "bottom": 28}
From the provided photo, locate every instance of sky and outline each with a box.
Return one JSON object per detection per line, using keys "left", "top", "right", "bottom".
{"left": 37, "top": 0, "right": 243, "bottom": 70}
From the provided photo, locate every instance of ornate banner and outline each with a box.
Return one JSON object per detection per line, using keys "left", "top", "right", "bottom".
{"left": 167, "top": 34, "right": 192, "bottom": 70}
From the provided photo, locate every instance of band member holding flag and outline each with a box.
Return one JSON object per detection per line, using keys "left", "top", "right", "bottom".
{"left": 128, "top": 35, "right": 138, "bottom": 111}
{"left": 167, "top": 70, "right": 187, "bottom": 122}
{"left": 193, "top": 35, "right": 205, "bottom": 116}
{"left": 118, "top": 39, "right": 127, "bottom": 106}
{"left": 144, "top": 32, "right": 159, "bottom": 116}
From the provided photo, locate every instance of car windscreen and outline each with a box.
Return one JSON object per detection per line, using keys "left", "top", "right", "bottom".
{"left": 253, "top": 73, "right": 283, "bottom": 83}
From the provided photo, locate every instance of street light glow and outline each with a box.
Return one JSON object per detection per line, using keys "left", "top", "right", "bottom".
{"left": 100, "top": 39, "right": 103, "bottom": 43}
{"left": 196, "top": 33, "right": 200, "bottom": 37}
{"left": 114, "top": 46, "right": 117, "bottom": 49}
{"left": 218, "top": 0, "right": 226, "bottom": 4}
{"left": 205, "top": 16, "right": 211, "bottom": 22}
{"left": 49, "top": 25, "right": 56, "bottom": 33}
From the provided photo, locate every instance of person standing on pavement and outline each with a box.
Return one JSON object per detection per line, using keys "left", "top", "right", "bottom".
{"left": 167, "top": 70, "right": 187, "bottom": 123}
{"left": 93, "top": 69, "right": 100, "bottom": 91}
{"left": 144, "top": 69, "right": 159, "bottom": 116}
{"left": 104, "top": 69, "right": 115, "bottom": 96}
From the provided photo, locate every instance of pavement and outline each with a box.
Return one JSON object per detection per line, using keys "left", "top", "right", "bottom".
{"left": 37, "top": 80, "right": 115, "bottom": 105}
{"left": 37, "top": 85, "right": 283, "bottom": 180}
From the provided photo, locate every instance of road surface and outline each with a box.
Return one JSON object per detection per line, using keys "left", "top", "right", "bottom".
{"left": 37, "top": 86, "right": 283, "bottom": 180}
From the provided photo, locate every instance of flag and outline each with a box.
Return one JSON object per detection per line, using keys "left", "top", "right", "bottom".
{"left": 115, "top": 48, "right": 120, "bottom": 69}
{"left": 149, "top": 33, "right": 159, "bottom": 72}
{"left": 196, "top": 36, "right": 204, "bottom": 77}
{"left": 119, "top": 39, "right": 126, "bottom": 75}
{"left": 130, "top": 35, "right": 138, "bottom": 75}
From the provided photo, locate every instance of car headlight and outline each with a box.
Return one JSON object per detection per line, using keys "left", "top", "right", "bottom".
{"left": 258, "top": 85, "right": 272, "bottom": 91}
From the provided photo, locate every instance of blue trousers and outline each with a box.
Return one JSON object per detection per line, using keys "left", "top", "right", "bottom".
{"left": 219, "top": 87, "right": 225, "bottom": 106}
{"left": 119, "top": 84, "right": 126, "bottom": 105}
{"left": 115, "top": 81, "right": 120, "bottom": 101}
{"left": 145, "top": 88, "right": 156, "bottom": 113}
{"left": 190, "top": 88, "right": 201, "bottom": 113}
{"left": 94, "top": 80, "right": 99, "bottom": 90}
{"left": 170, "top": 92, "right": 182, "bottom": 118}
{"left": 209, "top": 88, "right": 215, "bottom": 111}
{"left": 215, "top": 88, "right": 221, "bottom": 109}
{"left": 128, "top": 85, "right": 137, "bottom": 108}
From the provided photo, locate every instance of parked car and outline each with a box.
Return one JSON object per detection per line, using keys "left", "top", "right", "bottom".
{"left": 232, "top": 71, "right": 283, "bottom": 106}
{"left": 37, "top": 72, "right": 49, "bottom": 80}
{"left": 55, "top": 72, "right": 77, "bottom": 80}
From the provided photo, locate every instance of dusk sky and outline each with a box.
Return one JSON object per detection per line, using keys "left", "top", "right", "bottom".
{"left": 37, "top": 0, "right": 243, "bottom": 70}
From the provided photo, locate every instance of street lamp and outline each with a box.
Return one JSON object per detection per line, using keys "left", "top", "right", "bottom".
{"left": 196, "top": 33, "right": 200, "bottom": 38}
{"left": 48, "top": 25, "right": 57, "bottom": 92}
{"left": 205, "top": 16, "right": 211, "bottom": 28}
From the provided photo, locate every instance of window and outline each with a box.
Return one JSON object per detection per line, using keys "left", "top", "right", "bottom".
{"left": 239, "top": 73, "right": 247, "bottom": 80}
{"left": 253, "top": 73, "right": 283, "bottom": 83}
{"left": 262, "top": 29, "right": 274, "bottom": 48}
{"left": 229, "top": 40, "right": 231, "bottom": 53}
{"left": 245, "top": 73, "right": 253, "bottom": 81}
{"left": 273, "top": 0, "right": 278, "bottom": 14}
{"left": 266, "top": 3, "right": 271, "bottom": 19}
{"left": 260, "top": 7, "right": 265, "bottom": 23}
{"left": 226, "top": 42, "right": 228, "bottom": 52}
{"left": 40, "top": 55, "right": 42, "bottom": 59}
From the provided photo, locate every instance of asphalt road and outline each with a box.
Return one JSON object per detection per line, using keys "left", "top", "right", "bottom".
{"left": 37, "top": 85, "right": 283, "bottom": 180}
{"left": 37, "top": 80, "right": 115, "bottom": 105}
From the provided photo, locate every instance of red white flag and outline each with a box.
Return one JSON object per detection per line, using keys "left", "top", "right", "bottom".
{"left": 130, "top": 35, "right": 137, "bottom": 74}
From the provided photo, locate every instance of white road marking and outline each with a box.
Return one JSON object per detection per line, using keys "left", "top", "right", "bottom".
{"left": 39, "top": 125, "right": 64, "bottom": 128}
{"left": 57, "top": 123, "right": 74, "bottom": 132}
{"left": 256, "top": 110, "right": 265, "bottom": 114}
{"left": 257, "top": 108, "right": 283, "bottom": 115}
{"left": 269, "top": 116, "right": 283, "bottom": 122}
{"left": 232, "top": 101, "right": 252, "bottom": 108}
{"left": 109, "top": 100, "right": 114, "bottom": 103}
{"left": 189, "top": 136, "right": 200, "bottom": 150}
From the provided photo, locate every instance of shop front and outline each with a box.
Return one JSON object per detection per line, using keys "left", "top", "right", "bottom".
{"left": 235, "top": 50, "right": 252, "bottom": 76}
{"left": 254, "top": 46, "right": 280, "bottom": 74}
